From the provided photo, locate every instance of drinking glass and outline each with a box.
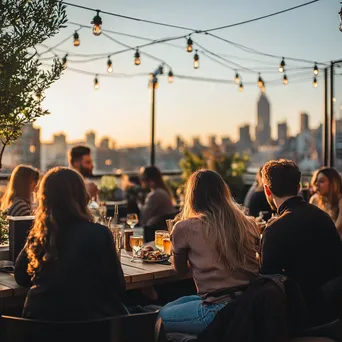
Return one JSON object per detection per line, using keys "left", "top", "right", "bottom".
{"left": 99, "top": 201, "right": 107, "bottom": 219}
{"left": 162, "top": 232, "right": 171, "bottom": 255}
{"left": 155, "top": 230, "right": 167, "bottom": 251}
{"left": 109, "top": 221, "right": 123, "bottom": 260}
{"left": 129, "top": 235, "right": 144, "bottom": 260}
{"left": 127, "top": 213, "right": 139, "bottom": 229}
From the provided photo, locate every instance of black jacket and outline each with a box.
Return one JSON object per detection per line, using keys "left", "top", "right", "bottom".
{"left": 261, "top": 196, "right": 342, "bottom": 307}
{"left": 15, "top": 219, "right": 127, "bottom": 321}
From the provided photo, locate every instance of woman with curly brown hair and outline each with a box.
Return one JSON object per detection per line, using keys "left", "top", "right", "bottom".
{"left": 14, "top": 167, "right": 127, "bottom": 321}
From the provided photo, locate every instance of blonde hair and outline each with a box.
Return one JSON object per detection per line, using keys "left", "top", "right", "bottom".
{"left": 179, "top": 169, "right": 259, "bottom": 271}
{"left": 0, "top": 164, "right": 40, "bottom": 211}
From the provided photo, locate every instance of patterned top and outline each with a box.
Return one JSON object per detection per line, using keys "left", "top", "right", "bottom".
{"left": 7, "top": 198, "right": 31, "bottom": 217}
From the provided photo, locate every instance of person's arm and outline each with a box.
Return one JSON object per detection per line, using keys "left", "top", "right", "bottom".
{"left": 335, "top": 199, "right": 342, "bottom": 237}
{"left": 86, "top": 182, "right": 99, "bottom": 200}
{"left": 170, "top": 222, "right": 189, "bottom": 277}
{"left": 260, "top": 224, "right": 286, "bottom": 275}
{"left": 14, "top": 246, "right": 33, "bottom": 288}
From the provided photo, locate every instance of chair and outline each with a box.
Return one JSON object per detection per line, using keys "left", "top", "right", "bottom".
{"left": 0, "top": 310, "right": 161, "bottom": 342}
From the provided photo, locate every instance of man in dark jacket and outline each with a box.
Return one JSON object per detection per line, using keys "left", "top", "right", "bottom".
{"left": 260, "top": 159, "right": 342, "bottom": 320}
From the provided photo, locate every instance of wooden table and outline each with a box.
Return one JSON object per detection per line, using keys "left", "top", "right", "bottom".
{"left": 0, "top": 248, "right": 189, "bottom": 312}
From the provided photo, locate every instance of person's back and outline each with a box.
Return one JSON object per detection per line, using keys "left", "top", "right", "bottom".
{"left": 15, "top": 219, "right": 126, "bottom": 321}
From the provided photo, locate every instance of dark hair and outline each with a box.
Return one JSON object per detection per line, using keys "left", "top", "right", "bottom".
{"left": 140, "top": 166, "right": 171, "bottom": 198}
{"left": 0, "top": 165, "right": 40, "bottom": 210}
{"left": 261, "top": 159, "right": 301, "bottom": 197}
{"left": 68, "top": 146, "right": 91, "bottom": 166}
{"left": 26, "top": 167, "right": 92, "bottom": 275}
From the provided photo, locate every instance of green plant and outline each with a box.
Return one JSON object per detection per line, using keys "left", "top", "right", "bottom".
{"left": 0, "top": 0, "right": 67, "bottom": 168}
{"left": 99, "top": 176, "right": 118, "bottom": 201}
{"left": 0, "top": 210, "right": 9, "bottom": 245}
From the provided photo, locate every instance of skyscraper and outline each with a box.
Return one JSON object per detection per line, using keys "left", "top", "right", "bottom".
{"left": 277, "top": 122, "right": 288, "bottom": 144}
{"left": 300, "top": 112, "right": 309, "bottom": 133}
{"left": 256, "top": 94, "right": 271, "bottom": 146}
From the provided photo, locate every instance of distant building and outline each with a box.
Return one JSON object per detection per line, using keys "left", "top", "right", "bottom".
{"left": 300, "top": 112, "right": 309, "bottom": 133}
{"left": 86, "top": 131, "right": 96, "bottom": 147}
{"left": 208, "top": 135, "right": 217, "bottom": 147}
{"left": 175, "top": 135, "right": 185, "bottom": 150}
{"left": 255, "top": 94, "right": 271, "bottom": 146}
{"left": 221, "top": 137, "right": 236, "bottom": 156}
{"left": 236, "top": 124, "right": 253, "bottom": 153}
{"left": 41, "top": 133, "right": 67, "bottom": 171}
{"left": 277, "top": 122, "right": 288, "bottom": 145}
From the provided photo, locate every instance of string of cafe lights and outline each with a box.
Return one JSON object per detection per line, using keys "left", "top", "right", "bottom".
{"left": 38, "top": 0, "right": 327, "bottom": 91}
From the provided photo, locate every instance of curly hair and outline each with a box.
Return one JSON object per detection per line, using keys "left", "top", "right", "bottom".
{"left": 261, "top": 159, "right": 301, "bottom": 197}
{"left": 26, "top": 167, "right": 92, "bottom": 275}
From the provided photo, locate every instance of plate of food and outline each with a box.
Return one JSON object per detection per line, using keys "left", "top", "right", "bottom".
{"left": 139, "top": 246, "right": 170, "bottom": 263}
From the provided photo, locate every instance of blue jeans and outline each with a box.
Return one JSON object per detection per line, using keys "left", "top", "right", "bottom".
{"left": 159, "top": 295, "right": 227, "bottom": 335}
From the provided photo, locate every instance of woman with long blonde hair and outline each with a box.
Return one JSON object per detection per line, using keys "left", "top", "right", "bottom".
{"left": 310, "top": 167, "right": 342, "bottom": 235}
{"left": 159, "top": 169, "right": 259, "bottom": 334}
{"left": 14, "top": 167, "right": 126, "bottom": 321}
{"left": 0, "top": 164, "right": 40, "bottom": 216}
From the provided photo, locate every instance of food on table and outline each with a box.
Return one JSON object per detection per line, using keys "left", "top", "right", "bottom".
{"left": 139, "top": 249, "right": 169, "bottom": 261}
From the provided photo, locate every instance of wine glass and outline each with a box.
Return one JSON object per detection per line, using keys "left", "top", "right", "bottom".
{"left": 126, "top": 213, "right": 139, "bottom": 229}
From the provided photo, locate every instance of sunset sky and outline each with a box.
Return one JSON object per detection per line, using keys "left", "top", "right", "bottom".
{"left": 36, "top": 0, "right": 342, "bottom": 147}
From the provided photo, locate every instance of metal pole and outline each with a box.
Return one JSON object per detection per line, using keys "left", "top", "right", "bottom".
{"left": 324, "top": 68, "right": 329, "bottom": 166}
{"left": 150, "top": 81, "right": 156, "bottom": 166}
{"left": 330, "top": 62, "right": 335, "bottom": 167}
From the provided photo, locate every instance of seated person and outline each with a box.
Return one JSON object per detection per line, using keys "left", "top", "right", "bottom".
{"left": 139, "top": 166, "right": 174, "bottom": 226}
{"left": 260, "top": 159, "right": 342, "bottom": 321}
{"left": 159, "top": 169, "right": 259, "bottom": 334}
{"left": 15, "top": 167, "right": 126, "bottom": 321}
{"left": 0, "top": 164, "right": 39, "bottom": 216}
{"left": 310, "top": 167, "right": 342, "bottom": 236}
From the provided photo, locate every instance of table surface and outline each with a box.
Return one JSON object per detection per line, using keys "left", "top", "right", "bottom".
{"left": 0, "top": 248, "right": 184, "bottom": 299}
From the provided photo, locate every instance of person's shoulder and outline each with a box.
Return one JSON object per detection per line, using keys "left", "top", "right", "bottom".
{"left": 173, "top": 218, "right": 201, "bottom": 232}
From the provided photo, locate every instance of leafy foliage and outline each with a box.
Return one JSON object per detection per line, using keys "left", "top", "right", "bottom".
{"left": 0, "top": 210, "right": 8, "bottom": 245}
{"left": 0, "top": 0, "right": 67, "bottom": 167}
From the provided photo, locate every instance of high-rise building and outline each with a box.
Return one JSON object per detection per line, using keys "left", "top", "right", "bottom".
{"left": 208, "top": 135, "right": 217, "bottom": 147}
{"left": 239, "top": 124, "right": 252, "bottom": 145}
{"left": 277, "top": 121, "right": 288, "bottom": 144}
{"left": 300, "top": 112, "right": 309, "bottom": 133}
{"left": 175, "top": 135, "right": 185, "bottom": 150}
{"left": 255, "top": 94, "right": 271, "bottom": 146}
{"left": 86, "top": 131, "right": 96, "bottom": 147}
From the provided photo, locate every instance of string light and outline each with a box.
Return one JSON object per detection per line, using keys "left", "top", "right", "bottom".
{"left": 313, "top": 77, "right": 318, "bottom": 88}
{"left": 239, "top": 82, "right": 244, "bottom": 92}
{"left": 168, "top": 70, "right": 174, "bottom": 83}
{"left": 234, "top": 72, "right": 240, "bottom": 84}
{"left": 94, "top": 75, "right": 99, "bottom": 89}
{"left": 261, "top": 82, "right": 266, "bottom": 93}
{"left": 73, "top": 31, "right": 80, "bottom": 46}
{"left": 279, "top": 57, "right": 285, "bottom": 73}
{"left": 33, "top": 92, "right": 42, "bottom": 102}
{"left": 193, "top": 50, "right": 199, "bottom": 69}
{"left": 186, "top": 37, "right": 193, "bottom": 53}
{"left": 283, "top": 74, "right": 288, "bottom": 85}
{"left": 91, "top": 10, "right": 102, "bottom": 36}
{"left": 134, "top": 49, "right": 141, "bottom": 65}
{"left": 107, "top": 57, "right": 113, "bottom": 73}
{"left": 62, "top": 54, "right": 68, "bottom": 68}
{"left": 257, "top": 74, "right": 263, "bottom": 88}
{"left": 158, "top": 65, "right": 164, "bottom": 75}
{"left": 339, "top": 7, "right": 342, "bottom": 31}
{"left": 313, "top": 62, "right": 319, "bottom": 76}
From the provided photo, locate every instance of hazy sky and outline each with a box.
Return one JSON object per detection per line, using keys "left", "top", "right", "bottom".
{"left": 36, "top": 0, "right": 342, "bottom": 147}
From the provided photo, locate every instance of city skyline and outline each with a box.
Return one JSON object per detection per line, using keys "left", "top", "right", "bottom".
{"left": 35, "top": 1, "right": 341, "bottom": 145}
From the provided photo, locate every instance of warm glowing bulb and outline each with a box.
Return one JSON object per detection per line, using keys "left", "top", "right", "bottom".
{"left": 279, "top": 57, "right": 285, "bottom": 73}
{"left": 107, "top": 58, "right": 113, "bottom": 73}
{"left": 168, "top": 70, "right": 174, "bottom": 83}
{"left": 313, "top": 77, "right": 318, "bottom": 88}
{"left": 261, "top": 85, "right": 266, "bottom": 93}
{"left": 73, "top": 32, "right": 80, "bottom": 47}
{"left": 234, "top": 73, "right": 240, "bottom": 84}
{"left": 257, "top": 75, "right": 263, "bottom": 88}
{"left": 134, "top": 49, "right": 141, "bottom": 66}
{"left": 313, "top": 63, "right": 319, "bottom": 76}
{"left": 91, "top": 11, "right": 102, "bottom": 36}
{"left": 33, "top": 92, "right": 42, "bottom": 101}
{"left": 29, "top": 145, "right": 36, "bottom": 153}
{"left": 283, "top": 74, "right": 288, "bottom": 85}
{"left": 193, "top": 50, "right": 199, "bottom": 69}
{"left": 94, "top": 76, "right": 99, "bottom": 90}
{"left": 239, "top": 82, "right": 244, "bottom": 92}
{"left": 186, "top": 37, "right": 193, "bottom": 53}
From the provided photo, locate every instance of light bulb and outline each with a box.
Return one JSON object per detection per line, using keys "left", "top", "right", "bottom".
{"left": 186, "top": 37, "right": 193, "bottom": 53}
{"left": 94, "top": 75, "right": 99, "bottom": 90}
{"left": 168, "top": 70, "right": 174, "bottom": 83}
{"left": 279, "top": 57, "right": 285, "bottom": 73}
{"left": 313, "top": 77, "right": 318, "bottom": 88}
{"left": 234, "top": 72, "right": 240, "bottom": 84}
{"left": 339, "top": 8, "right": 342, "bottom": 31}
{"left": 283, "top": 74, "right": 288, "bottom": 85}
{"left": 257, "top": 75, "right": 263, "bottom": 88}
{"left": 107, "top": 58, "right": 113, "bottom": 73}
{"left": 91, "top": 11, "right": 102, "bottom": 36}
{"left": 62, "top": 54, "right": 68, "bottom": 68}
{"left": 193, "top": 50, "right": 199, "bottom": 69}
{"left": 73, "top": 31, "right": 80, "bottom": 47}
{"left": 313, "top": 63, "right": 319, "bottom": 76}
{"left": 134, "top": 49, "right": 141, "bottom": 66}
{"left": 33, "top": 92, "right": 42, "bottom": 101}
{"left": 239, "top": 82, "right": 244, "bottom": 92}
{"left": 261, "top": 84, "right": 266, "bottom": 93}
